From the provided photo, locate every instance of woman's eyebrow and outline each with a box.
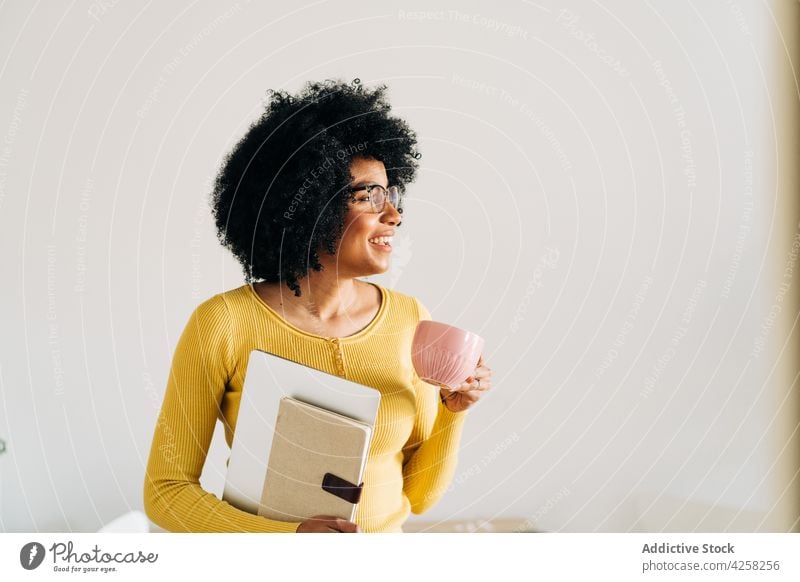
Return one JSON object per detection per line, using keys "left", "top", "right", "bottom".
{"left": 351, "top": 181, "right": 386, "bottom": 188}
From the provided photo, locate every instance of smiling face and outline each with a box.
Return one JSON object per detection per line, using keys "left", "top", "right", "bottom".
{"left": 326, "top": 155, "right": 403, "bottom": 278}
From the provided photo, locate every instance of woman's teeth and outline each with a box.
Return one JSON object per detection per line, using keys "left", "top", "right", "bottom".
{"left": 368, "top": 236, "right": 392, "bottom": 246}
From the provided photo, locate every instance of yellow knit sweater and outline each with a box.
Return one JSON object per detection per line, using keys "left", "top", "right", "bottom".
{"left": 143, "top": 282, "right": 468, "bottom": 533}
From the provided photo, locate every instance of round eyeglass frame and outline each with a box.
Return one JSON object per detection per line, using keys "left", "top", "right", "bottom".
{"left": 348, "top": 184, "right": 404, "bottom": 214}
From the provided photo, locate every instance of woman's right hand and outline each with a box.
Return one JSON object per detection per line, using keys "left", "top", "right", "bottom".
{"left": 296, "top": 515, "right": 362, "bottom": 533}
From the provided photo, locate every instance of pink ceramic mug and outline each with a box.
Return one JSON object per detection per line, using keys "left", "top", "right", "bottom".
{"left": 411, "top": 320, "right": 485, "bottom": 389}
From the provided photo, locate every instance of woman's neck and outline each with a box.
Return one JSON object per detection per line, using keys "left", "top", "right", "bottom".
{"left": 257, "top": 272, "right": 364, "bottom": 322}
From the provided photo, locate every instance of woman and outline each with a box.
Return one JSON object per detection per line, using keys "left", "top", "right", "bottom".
{"left": 143, "top": 79, "right": 493, "bottom": 533}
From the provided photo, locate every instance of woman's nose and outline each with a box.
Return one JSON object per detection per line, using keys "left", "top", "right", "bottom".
{"left": 380, "top": 202, "right": 402, "bottom": 225}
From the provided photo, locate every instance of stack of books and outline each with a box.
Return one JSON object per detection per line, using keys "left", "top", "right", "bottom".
{"left": 258, "top": 397, "right": 373, "bottom": 522}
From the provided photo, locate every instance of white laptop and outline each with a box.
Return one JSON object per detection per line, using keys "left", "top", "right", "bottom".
{"left": 222, "top": 349, "right": 382, "bottom": 516}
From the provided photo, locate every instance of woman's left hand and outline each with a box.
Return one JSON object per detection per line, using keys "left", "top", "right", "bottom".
{"left": 439, "top": 354, "right": 492, "bottom": 413}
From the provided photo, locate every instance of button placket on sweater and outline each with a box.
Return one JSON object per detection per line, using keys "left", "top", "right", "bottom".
{"left": 328, "top": 337, "right": 346, "bottom": 377}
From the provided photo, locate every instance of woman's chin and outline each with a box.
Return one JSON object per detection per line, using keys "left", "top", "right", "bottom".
{"left": 361, "top": 260, "right": 390, "bottom": 277}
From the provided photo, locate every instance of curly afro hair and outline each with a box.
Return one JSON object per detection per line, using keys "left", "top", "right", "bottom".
{"left": 210, "top": 78, "right": 420, "bottom": 297}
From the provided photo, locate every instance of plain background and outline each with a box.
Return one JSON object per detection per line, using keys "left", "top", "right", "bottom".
{"left": 1, "top": 0, "right": 799, "bottom": 532}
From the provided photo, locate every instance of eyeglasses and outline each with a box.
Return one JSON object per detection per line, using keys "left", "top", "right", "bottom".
{"left": 348, "top": 183, "right": 404, "bottom": 214}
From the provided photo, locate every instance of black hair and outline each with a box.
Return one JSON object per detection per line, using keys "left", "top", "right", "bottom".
{"left": 210, "top": 78, "right": 420, "bottom": 296}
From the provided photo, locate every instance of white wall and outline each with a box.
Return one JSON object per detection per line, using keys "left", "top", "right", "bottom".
{"left": 1, "top": 0, "right": 798, "bottom": 532}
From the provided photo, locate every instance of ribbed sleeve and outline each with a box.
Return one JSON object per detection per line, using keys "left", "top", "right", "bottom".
{"left": 143, "top": 295, "right": 300, "bottom": 532}
{"left": 401, "top": 299, "right": 469, "bottom": 513}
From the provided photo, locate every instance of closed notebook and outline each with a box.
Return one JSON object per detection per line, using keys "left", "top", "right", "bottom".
{"left": 258, "top": 397, "right": 373, "bottom": 522}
